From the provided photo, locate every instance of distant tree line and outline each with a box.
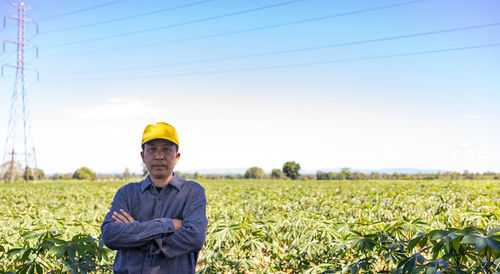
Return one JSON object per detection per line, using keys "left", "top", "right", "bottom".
{"left": 0, "top": 161, "right": 46, "bottom": 182}
{"left": 3, "top": 161, "right": 499, "bottom": 182}
{"left": 315, "top": 168, "right": 500, "bottom": 180}
{"left": 48, "top": 167, "right": 141, "bottom": 181}
{"left": 52, "top": 164, "right": 500, "bottom": 181}
{"left": 179, "top": 161, "right": 301, "bottom": 181}
{"left": 184, "top": 166, "right": 500, "bottom": 181}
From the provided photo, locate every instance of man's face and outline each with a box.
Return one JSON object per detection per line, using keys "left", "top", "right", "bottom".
{"left": 141, "top": 139, "right": 180, "bottom": 181}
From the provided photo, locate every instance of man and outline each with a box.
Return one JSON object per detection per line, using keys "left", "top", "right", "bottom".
{"left": 101, "top": 122, "right": 208, "bottom": 273}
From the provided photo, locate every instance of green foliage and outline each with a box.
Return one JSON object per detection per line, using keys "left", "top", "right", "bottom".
{"left": 282, "top": 161, "right": 300, "bottom": 179}
{"left": 27, "top": 167, "right": 45, "bottom": 180}
{"left": 244, "top": 167, "right": 264, "bottom": 179}
{"left": 271, "top": 168, "right": 283, "bottom": 179}
{"left": 49, "top": 173, "right": 73, "bottom": 180}
{"left": 315, "top": 169, "right": 500, "bottom": 180}
{"left": 1, "top": 229, "right": 112, "bottom": 273}
{"left": 72, "top": 167, "right": 97, "bottom": 181}
{"left": 0, "top": 161, "right": 22, "bottom": 181}
{"left": 1, "top": 179, "right": 499, "bottom": 272}
{"left": 338, "top": 226, "right": 500, "bottom": 273}
{"left": 0, "top": 163, "right": 44, "bottom": 182}
{"left": 159, "top": 170, "right": 500, "bottom": 181}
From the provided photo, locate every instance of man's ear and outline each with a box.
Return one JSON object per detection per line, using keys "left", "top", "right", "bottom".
{"left": 140, "top": 151, "right": 145, "bottom": 163}
{"left": 174, "top": 152, "right": 181, "bottom": 165}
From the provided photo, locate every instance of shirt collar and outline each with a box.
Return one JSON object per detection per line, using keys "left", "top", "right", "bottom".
{"left": 140, "top": 173, "right": 184, "bottom": 192}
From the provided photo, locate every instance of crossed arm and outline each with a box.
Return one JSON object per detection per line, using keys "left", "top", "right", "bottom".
{"left": 101, "top": 185, "right": 207, "bottom": 258}
{"left": 112, "top": 209, "right": 183, "bottom": 232}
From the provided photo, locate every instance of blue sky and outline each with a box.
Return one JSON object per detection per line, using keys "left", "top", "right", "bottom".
{"left": 0, "top": 0, "right": 499, "bottom": 174}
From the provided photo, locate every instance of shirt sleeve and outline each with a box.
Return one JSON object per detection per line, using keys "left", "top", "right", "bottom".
{"left": 101, "top": 186, "right": 176, "bottom": 250}
{"left": 154, "top": 185, "right": 208, "bottom": 259}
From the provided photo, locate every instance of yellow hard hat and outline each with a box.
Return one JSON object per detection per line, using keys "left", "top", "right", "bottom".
{"left": 141, "top": 122, "right": 179, "bottom": 147}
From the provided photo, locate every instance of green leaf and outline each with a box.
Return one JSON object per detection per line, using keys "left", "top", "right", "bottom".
{"left": 402, "top": 256, "right": 416, "bottom": 273}
{"left": 350, "top": 237, "right": 377, "bottom": 252}
{"left": 461, "top": 235, "right": 487, "bottom": 250}
{"left": 67, "top": 246, "right": 76, "bottom": 261}
{"left": 487, "top": 226, "right": 500, "bottom": 236}
{"left": 408, "top": 236, "right": 423, "bottom": 251}
{"left": 19, "top": 248, "right": 32, "bottom": 262}
{"left": 424, "top": 265, "right": 437, "bottom": 274}
{"left": 35, "top": 264, "right": 43, "bottom": 274}
{"left": 428, "top": 230, "right": 449, "bottom": 240}
{"left": 46, "top": 238, "right": 67, "bottom": 245}
{"left": 450, "top": 237, "right": 461, "bottom": 252}
{"left": 49, "top": 246, "right": 66, "bottom": 259}
{"left": 431, "top": 241, "right": 444, "bottom": 260}
{"left": 6, "top": 248, "right": 23, "bottom": 257}
{"left": 28, "top": 263, "right": 35, "bottom": 274}
{"left": 419, "top": 236, "right": 428, "bottom": 248}
{"left": 98, "top": 237, "right": 104, "bottom": 249}
{"left": 21, "top": 230, "right": 44, "bottom": 239}
{"left": 486, "top": 237, "right": 500, "bottom": 251}
{"left": 61, "top": 262, "right": 72, "bottom": 272}
{"left": 17, "top": 263, "right": 30, "bottom": 274}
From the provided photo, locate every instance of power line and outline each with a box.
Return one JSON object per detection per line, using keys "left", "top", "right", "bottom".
{"left": 38, "top": 0, "right": 429, "bottom": 56}
{"left": 45, "top": 22, "right": 500, "bottom": 76}
{"left": 37, "top": 0, "right": 127, "bottom": 22}
{"left": 42, "top": 42, "right": 500, "bottom": 82}
{"left": 41, "top": 0, "right": 215, "bottom": 34}
{"left": 40, "top": 0, "right": 333, "bottom": 48}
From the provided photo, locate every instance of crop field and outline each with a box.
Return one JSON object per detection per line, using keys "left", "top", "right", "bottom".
{"left": 1, "top": 179, "right": 500, "bottom": 273}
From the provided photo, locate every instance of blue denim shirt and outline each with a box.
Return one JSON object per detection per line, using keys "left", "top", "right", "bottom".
{"left": 101, "top": 173, "right": 207, "bottom": 273}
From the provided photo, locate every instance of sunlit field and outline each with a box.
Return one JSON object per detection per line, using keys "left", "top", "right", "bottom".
{"left": 1, "top": 179, "right": 499, "bottom": 273}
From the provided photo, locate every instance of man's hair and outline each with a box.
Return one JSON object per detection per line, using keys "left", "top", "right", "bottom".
{"left": 142, "top": 139, "right": 179, "bottom": 152}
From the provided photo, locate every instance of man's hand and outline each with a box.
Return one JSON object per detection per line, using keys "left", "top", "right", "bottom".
{"left": 112, "top": 209, "right": 135, "bottom": 223}
{"left": 173, "top": 219, "right": 183, "bottom": 232}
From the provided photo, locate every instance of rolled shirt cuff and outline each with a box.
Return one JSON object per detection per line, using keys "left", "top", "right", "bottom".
{"left": 158, "top": 218, "right": 175, "bottom": 234}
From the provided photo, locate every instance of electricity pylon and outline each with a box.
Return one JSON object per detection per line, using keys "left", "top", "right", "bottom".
{"left": 2, "top": 2, "right": 39, "bottom": 183}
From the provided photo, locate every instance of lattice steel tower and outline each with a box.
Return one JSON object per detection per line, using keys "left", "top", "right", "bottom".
{"left": 2, "top": 2, "right": 38, "bottom": 183}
